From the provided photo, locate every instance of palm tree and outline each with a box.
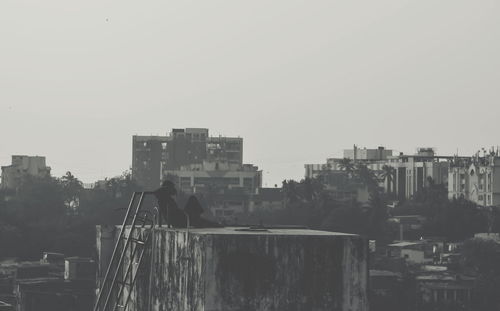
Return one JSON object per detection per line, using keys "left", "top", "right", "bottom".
{"left": 379, "top": 165, "right": 396, "bottom": 194}
{"left": 338, "top": 158, "right": 355, "bottom": 177}
{"left": 354, "top": 163, "right": 380, "bottom": 195}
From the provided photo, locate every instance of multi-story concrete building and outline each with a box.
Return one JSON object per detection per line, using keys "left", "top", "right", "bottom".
{"left": 132, "top": 128, "right": 243, "bottom": 189}
{"left": 164, "top": 161, "right": 262, "bottom": 195}
{"left": 131, "top": 135, "right": 169, "bottom": 190}
{"left": 383, "top": 149, "right": 450, "bottom": 200}
{"left": 448, "top": 153, "right": 500, "bottom": 207}
{"left": 1, "top": 155, "right": 51, "bottom": 189}
{"left": 344, "top": 145, "right": 393, "bottom": 161}
{"left": 306, "top": 147, "right": 451, "bottom": 201}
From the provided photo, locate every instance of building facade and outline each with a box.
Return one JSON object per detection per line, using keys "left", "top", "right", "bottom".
{"left": 164, "top": 161, "right": 262, "bottom": 221}
{"left": 1, "top": 155, "right": 51, "bottom": 190}
{"left": 448, "top": 154, "right": 500, "bottom": 207}
{"left": 305, "top": 147, "right": 450, "bottom": 201}
{"left": 382, "top": 150, "right": 449, "bottom": 200}
{"left": 132, "top": 136, "right": 169, "bottom": 191}
{"left": 344, "top": 145, "right": 393, "bottom": 161}
{"left": 132, "top": 128, "right": 243, "bottom": 189}
{"left": 164, "top": 161, "right": 262, "bottom": 195}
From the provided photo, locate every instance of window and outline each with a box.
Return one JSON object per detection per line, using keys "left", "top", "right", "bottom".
{"left": 488, "top": 173, "right": 492, "bottom": 191}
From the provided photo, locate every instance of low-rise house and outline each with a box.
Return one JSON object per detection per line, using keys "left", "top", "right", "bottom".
{"left": 388, "top": 215, "right": 427, "bottom": 240}
{"left": 387, "top": 241, "right": 432, "bottom": 264}
{"left": 415, "top": 274, "right": 475, "bottom": 311}
{"left": 15, "top": 278, "right": 94, "bottom": 311}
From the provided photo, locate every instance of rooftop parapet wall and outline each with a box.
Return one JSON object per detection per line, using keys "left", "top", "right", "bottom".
{"left": 97, "top": 226, "right": 368, "bottom": 311}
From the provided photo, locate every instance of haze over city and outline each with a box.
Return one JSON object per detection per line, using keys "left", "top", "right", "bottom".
{"left": 1, "top": 0, "right": 499, "bottom": 186}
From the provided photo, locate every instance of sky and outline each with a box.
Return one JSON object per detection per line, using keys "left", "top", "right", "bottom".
{"left": 1, "top": 0, "right": 500, "bottom": 187}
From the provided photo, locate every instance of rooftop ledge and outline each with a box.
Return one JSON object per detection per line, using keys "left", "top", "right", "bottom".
{"left": 142, "top": 226, "right": 358, "bottom": 237}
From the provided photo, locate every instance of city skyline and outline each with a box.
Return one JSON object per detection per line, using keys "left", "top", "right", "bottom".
{"left": 2, "top": 139, "right": 499, "bottom": 187}
{"left": 2, "top": 0, "right": 500, "bottom": 186}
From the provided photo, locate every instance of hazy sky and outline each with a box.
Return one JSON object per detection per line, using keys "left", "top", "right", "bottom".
{"left": 1, "top": 1, "right": 499, "bottom": 186}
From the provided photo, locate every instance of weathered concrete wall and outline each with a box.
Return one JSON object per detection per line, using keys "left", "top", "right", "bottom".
{"left": 97, "top": 227, "right": 368, "bottom": 311}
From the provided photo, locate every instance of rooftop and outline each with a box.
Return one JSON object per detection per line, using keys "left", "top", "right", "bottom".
{"left": 153, "top": 226, "right": 357, "bottom": 237}
{"left": 388, "top": 241, "right": 424, "bottom": 248}
{"left": 369, "top": 270, "right": 402, "bottom": 277}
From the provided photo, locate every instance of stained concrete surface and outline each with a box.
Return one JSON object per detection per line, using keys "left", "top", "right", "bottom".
{"left": 97, "top": 226, "right": 368, "bottom": 311}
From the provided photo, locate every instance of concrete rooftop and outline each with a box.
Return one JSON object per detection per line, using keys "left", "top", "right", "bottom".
{"left": 153, "top": 226, "right": 357, "bottom": 236}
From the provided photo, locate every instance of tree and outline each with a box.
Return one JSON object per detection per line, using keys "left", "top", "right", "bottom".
{"left": 354, "top": 163, "right": 378, "bottom": 188}
{"left": 321, "top": 203, "right": 370, "bottom": 235}
{"left": 60, "top": 171, "right": 83, "bottom": 213}
{"left": 282, "top": 179, "right": 301, "bottom": 204}
{"left": 379, "top": 165, "right": 395, "bottom": 194}
{"left": 338, "top": 158, "right": 355, "bottom": 177}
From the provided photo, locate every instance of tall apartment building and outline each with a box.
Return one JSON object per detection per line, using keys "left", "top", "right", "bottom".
{"left": 1, "top": 155, "right": 51, "bottom": 189}
{"left": 132, "top": 128, "right": 243, "bottom": 189}
{"left": 448, "top": 153, "right": 500, "bottom": 207}
{"left": 131, "top": 136, "right": 169, "bottom": 190}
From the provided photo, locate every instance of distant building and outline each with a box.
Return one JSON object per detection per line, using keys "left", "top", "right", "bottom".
{"left": 14, "top": 278, "right": 94, "bottom": 311}
{"left": 132, "top": 128, "right": 243, "bottom": 189}
{"left": 164, "top": 161, "right": 261, "bottom": 195}
{"left": 381, "top": 148, "right": 449, "bottom": 200}
{"left": 387, "top": 215, "right": 427, "bottom": 240}
{"left": 386, "top": 241, "right": 431, "bottom": 264}
{"left": 306, "top": 146, "right": 451, "bottom": 201}
{"left": 344, "top": 145, "right": 393, "bottom": 161}
{"left": 164, "top": 160, "right": 262, "bottom": 221}
{"left": 249, "top": 187, "right": 284, "bottom": 212}
{"left": 3, "top": 254, "right": 95, "bottom": 311}
{"left": 1, "top": 156, "right": 51, "bottom": 190}
{"left": 415, "top": 274, "right": 475, "bottom": 311}
{"left": 448, "top": 153, "right": 500, "bottom": 207}
{"left": 131, "top": 135, "right": 170, "bottom": 191}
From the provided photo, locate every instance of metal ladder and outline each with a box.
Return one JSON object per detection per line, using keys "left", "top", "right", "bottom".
{"left": 94, "top": 191, "right": 156, "bottom": 311}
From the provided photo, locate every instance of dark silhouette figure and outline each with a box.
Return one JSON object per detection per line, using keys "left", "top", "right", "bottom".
{"left": 184, "top": 195, "right": 222, "bottom": 228}
{"left": 153, "top": 180, "right": 187, "bottom": 227}
{"left": 153, "top": 181, "right": 222, "bottom": 228}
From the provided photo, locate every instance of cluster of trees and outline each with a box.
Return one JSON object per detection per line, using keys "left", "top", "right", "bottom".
{"left": 2, "top": 158, "right": 500, "bottom": 261}
{"left": 241, "top": 159, "right": 391, "bottom": 240}
{"left": 393, "top": 179, "right": 500, "bottom": 241}
{"left": 0, "top": 172, "right": 139, "bottom": 259}
{"left": 243, "top": 158, "right": 500, "bottom": 243}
